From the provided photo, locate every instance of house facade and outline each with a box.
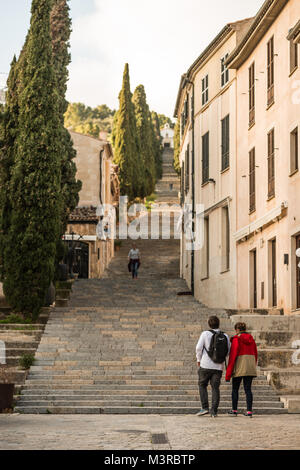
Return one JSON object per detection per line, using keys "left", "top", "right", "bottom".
{"left": 227, "top": 0, "right": 300, "bottom": 314}
{"left": 174, "top": 19, "right": 252, "bottom": 309}
{"left": 65, "top": 131, "right": 119, "bottom": 279}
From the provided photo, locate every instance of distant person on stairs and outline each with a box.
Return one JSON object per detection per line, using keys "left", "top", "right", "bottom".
{"left": 128, "top": 244, "right": 141, "bottom": 279}
{"left": 196, "top": 316, "right": 230, "bottom": 418}
{"left": 226, "top": 322, "right": 258, "bottom": 418}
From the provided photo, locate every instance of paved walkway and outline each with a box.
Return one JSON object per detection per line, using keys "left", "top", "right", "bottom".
{"left": 1, "top": 414, "right": 300, "bottom": 450}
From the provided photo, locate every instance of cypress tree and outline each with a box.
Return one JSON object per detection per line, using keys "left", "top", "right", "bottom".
{"left": 3, "top": 0, "right": 62, "bottom": 318}
{"left": 50, "top": 0, "right": 81, "bottom": 250}
{"left": 132, "top": 85, "right": 156, "bottom": 197}
{"left": 0, "top": 57, "right": 19, "bottom": 281}
{"left": 113, "top": 64, "right": 140, "bottom": 201}
{"left": 151, "top": 111, "right": 163, "bottom": 180}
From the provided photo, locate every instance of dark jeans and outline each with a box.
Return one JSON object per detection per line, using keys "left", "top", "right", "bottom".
{"left": 232, "top": 376, "right": 254, "bottom": 412}
{"left": 131, "top": 260, "right": 139, "bottom": 278}
{"left": 198, "top": 368, "right": 223, "bottom": 413}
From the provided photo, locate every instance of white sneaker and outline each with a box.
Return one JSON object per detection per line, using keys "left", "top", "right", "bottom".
{"left": 196, "top": 409, "right": 209, "bottom": 416}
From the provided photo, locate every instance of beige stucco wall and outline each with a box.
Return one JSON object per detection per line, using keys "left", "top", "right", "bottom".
{"left": 235, "top": 0, "right": 300, "bottom": 314}
{"left": 179, "top": 29, "right": 239, "bottom": 308}
{"left": 68, "top": 131, "right": 115, "bottom": 278}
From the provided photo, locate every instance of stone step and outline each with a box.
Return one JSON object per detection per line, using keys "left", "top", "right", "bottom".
{"left": 5, "top": 348, "right": 36, "bottom": 357}
{"left": 18, "top": 392, "right": 279, "bottom": 400}
{"left": 14, "top": 406, "right": 287, "bottom": 415}
{"left": 20, "top": 384, "right": 274, "bottom": 391}
{"left": 15, "top": 399, "right": 284, "bottom": 408}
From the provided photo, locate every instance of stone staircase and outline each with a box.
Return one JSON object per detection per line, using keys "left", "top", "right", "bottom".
{"left": 14, "top": 149, "right": 286, "bottom": 415}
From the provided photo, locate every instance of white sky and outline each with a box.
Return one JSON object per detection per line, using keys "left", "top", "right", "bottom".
{"left": 1, "top": 0, "right": 265, "bottom": 117}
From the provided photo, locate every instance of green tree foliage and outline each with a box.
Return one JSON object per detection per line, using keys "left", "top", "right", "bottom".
{"left": 151, "top": 111, "right": 163, "bottom": 180}
{"left": 50, "top": 0, "right": 81, "bottom": 241}
{"left": 65, "top": 102, "right": 115, "bottom": 138}
{"left": 0, "top": 57, "right": 19, "bottom": 282}
{"left": 3, "top": 0, "right": 63, "bottom": 318}
{"left": 132, "top": 85, "right": 157, "bottom": 197}
{"left": 157, "top": 114, "right": 175, "bottom": 130}
{"left": 173, "top": 119, "right": 181, "bottom": 175}
{"left": 113, "top": 64, "right": 140, "bottom": 201}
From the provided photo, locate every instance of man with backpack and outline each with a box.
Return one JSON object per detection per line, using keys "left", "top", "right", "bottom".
{"left": 195, "top": 316, "right": 230, "bottom": 418}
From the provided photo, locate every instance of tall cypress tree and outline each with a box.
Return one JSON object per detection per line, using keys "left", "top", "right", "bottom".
{"left": 50, "top": 0, "right": 81, "bottom": 252}
{"left": 3, "top": 0, "right": 62, "bottom": 318}
{"left": 151, "top": 111, "right": 163, "bottom": 180}
{"left": 0, "top": 57, "right": 19, "bottom": 281}
{"left": 113, "top": 64, "right": 140, "bottom": 201}
{"left": 132, "top": 85, "right": 156, "bottom": 196}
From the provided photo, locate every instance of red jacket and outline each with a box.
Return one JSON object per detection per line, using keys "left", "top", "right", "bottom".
{"left": 226, "top": 333, "right": 258, "bottom": 381}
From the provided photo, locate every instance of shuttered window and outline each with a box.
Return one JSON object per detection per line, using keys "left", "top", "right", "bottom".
{"left": 249, "top": 148, "right": 256, "bottom": 213}
{"left": 202, "top": 75, "right": 209, "bottom": 106}
{"left": 221, "top": 54, "right": 229, "bottom": 87}
{"left": 249, "top": 62, "right": 255, "bottom": 127}
{"left": 202, "top": 132, "right": 209, "bottom": 184}
{"left": 290, "top": 39, "right": 298, "bottom": 73}
{"left": 268, "top": 129, "right": 275, "bottom": 198}
{"left": 185, "top": 145, "right": 190, "bottom": 194}
{"left": 267, "top": 37, "right": 275, "bottom": 106}
{"left": 221, "top": 115, "right": 230, "bottom": 171}
{"left": 290, "top": 127, "right": 298, "bottom": 174}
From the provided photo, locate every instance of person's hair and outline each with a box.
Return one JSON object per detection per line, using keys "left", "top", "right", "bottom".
{"left": 208, "top": 316, "right": 220, "bottom": 329}
{"left": 235, "top": 322, "right": 247, "bottom": 332}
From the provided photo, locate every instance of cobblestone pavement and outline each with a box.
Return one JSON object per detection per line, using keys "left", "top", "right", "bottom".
{"left": 0, "top": 414, "right": 300, "bottom": 450}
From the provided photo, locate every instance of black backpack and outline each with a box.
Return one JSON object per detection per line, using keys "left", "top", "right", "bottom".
{"left": 204, "top": 330, "right": 229, "bottom": 364}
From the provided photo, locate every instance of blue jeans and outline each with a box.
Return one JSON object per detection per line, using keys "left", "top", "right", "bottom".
{"left": 131, "top": 260, "right": 139, "bottom": 278}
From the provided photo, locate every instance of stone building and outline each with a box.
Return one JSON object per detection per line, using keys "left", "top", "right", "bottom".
{"left": 174, "top": 18, "right": 253, "bottom": 309}
{"left": 227, "top": 0, "right": 300, "bottom": 314}
{"left": 65, "top": 131, "right": 119, "bottom": 279}
{"left": 161, "top": 123, "right": 174, "bottom": 148}
{"left": 175, "top": 0, "right": 300, "bottom": 315}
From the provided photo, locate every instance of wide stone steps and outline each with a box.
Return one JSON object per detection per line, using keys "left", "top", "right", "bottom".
{"left": 14, "top": 149, "right": 287, "bottom": 415}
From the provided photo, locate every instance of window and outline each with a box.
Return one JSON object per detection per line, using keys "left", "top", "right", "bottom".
{"left": 185, "top": 145, "right": 190, "bottom": 194}
{"left": 221, "top": 206, "right": 230, "bottom": 272}
{"left": 202, "top": 132, "right": 209, "bottom": 184}
{"left": 201, "top": 217, "right": 210, "bottom": 279}
{"left": 268, "top": 129, "right": 275, "bottom": 198}
{"left": 221, "top": 115, "right": 230, "bottom": 171}
{"left": 290, "top": 38, "right": 298, "bottom": 73}
{"left": 249, "top": 62, "right": 255, "bottom": 127}
{"left": 221, "top": 54, "right": 229, "bottom": 87}
{"left": 291, "top": 127, "right": 299, "bottom": 174}
{"left": 202, "top": 75, "right": 209, "bottom": 106}
{"left": 249, "top": 148, "right": 256, "bottom": 213}
{"left": 180, "top": 162, "right": 185, "bottom": 205}
{"left": 267, "top": 37, "right": 275, "bottom": 106}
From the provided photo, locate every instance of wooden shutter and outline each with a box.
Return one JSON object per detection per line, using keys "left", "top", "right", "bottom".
{"left": 249, "top": 148, "right": 256, "bottom": 212}
{"left": 221, "top": 115, "right": 230, "bottom": 171}
{"left": 267, "top": 37, "right": 274, "bottom": 106}
{"left": 268, "top": 129, "right": 275, "bottom": 198}
{"left": 249, "top": 63, "right": 255, "bottom": 127}
{"left": 202, "top": 132, "right": 209, "bottom": 184}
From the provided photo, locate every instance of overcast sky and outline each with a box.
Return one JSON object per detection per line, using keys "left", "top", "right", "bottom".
{"left": 0, "top": 0, "right": 264, "bottom": 117}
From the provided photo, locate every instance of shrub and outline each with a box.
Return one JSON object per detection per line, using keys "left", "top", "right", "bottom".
{"left": 19, "top": 353, "right": 35, "bottom": 370}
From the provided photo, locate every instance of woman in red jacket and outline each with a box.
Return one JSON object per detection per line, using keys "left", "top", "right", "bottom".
{"left": 226, "top": 322, "right": 258, "bottom": 417}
